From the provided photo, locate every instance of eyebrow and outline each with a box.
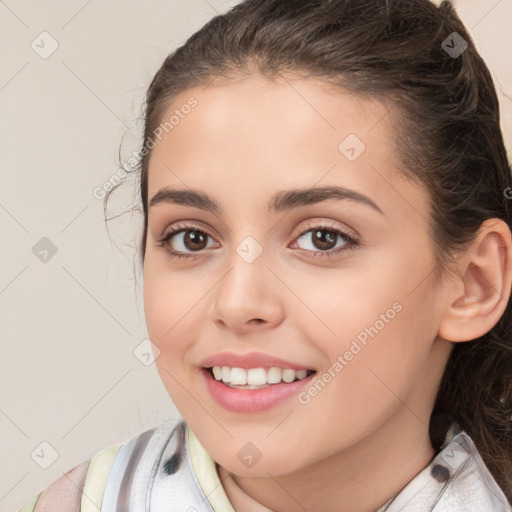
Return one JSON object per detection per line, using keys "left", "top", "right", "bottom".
{"left": 148, "top": 185, "right": 385, "bottom": 216}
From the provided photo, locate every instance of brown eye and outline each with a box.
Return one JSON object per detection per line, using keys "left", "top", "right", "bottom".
{"left": 179, "top": 230, "right": 209, "bottom": 251}
{"left": 157, "top": 223, "right": 218, "bottom": 260}
{"left": 295, "top": 226, "right": 353, "bottom": 252}
{"left": 163, "top": 228, "right": 213, "bottom": 252}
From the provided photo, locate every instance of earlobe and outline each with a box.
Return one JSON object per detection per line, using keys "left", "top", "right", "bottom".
{"left": 438, "top": 218, "right": 512, "bottom": 343}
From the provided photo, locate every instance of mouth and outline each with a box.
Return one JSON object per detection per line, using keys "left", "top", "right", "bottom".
{"left": 205, "top": 365, "right": 316, "bottom": 389}
{"left": 200, "top": 365, "right": 317, "bottom": 413}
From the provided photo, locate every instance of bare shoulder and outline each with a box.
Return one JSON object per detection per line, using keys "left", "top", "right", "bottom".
{"left": 33, "top": 460, "right": 90, "bottom": 512}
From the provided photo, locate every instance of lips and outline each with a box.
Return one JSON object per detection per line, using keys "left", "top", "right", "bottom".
{"left": 198, "top": 351, "right": 317, "bottom": 413}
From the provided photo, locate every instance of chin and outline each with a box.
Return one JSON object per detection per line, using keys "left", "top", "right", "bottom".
{"left": 212, "top": 446, "right": 311, "bottom": 478}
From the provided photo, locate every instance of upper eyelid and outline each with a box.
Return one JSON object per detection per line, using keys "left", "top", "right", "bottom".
{"left": 298, "top": 220, "right": 357, "bottom": 237}
{"left": 160, "top": 221, "right": 217, "bottom": 241}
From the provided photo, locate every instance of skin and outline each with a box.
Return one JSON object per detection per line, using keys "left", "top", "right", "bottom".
{"left": 143, "top": 74, "right": 512, "bottom": 512}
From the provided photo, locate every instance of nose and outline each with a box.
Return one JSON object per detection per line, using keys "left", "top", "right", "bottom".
{"left": 210, "top": 254, "right": 285, "bottom": 334}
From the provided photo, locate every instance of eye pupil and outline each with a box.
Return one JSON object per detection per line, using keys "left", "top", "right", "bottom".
{"left": 185, "top": 230, "right": 208, "bottom": 250}
{"left": 313, "top": 229, "right": 337, "bottom": 250}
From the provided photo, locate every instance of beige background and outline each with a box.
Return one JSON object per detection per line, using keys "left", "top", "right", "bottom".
{"left": 1, "top": 0, "right": 510, "bottom": 510}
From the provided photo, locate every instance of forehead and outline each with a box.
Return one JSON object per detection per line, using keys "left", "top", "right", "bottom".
{"left": 152, "top": 74, "right": 394, "bottom": 155}
{"left": 146, "top": 74, "right": 428, "bottom": 220}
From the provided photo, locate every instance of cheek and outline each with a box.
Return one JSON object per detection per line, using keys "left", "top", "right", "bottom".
{"left": 283, "top": 301, "right": 437, "bottom": 463}
{"left": 143, "top": 257, "right": 199, "bottom": 337}
{"left": 143, "top": 266, "right": 201, "bottom": 414}
{"left": 299, "top": 252, "right": 437, "bottom": 412}
{"left": 291, "top": 267, "right": 406, "bottom": 358}
{"left": 142, "top": 262, "right": 197, "bottom": 372}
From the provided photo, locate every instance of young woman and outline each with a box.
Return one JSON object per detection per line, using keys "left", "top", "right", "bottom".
{"left": 20, "top": 0, "right": 512, "bottom": 510}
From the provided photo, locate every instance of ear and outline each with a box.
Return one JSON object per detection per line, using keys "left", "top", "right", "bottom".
{"left": 438, "top": 218, "right": 512, "bottom": 343}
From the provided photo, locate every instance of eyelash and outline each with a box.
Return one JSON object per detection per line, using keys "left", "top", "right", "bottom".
{"left": 155, "top": 221, "right": 360, "bottom": 261}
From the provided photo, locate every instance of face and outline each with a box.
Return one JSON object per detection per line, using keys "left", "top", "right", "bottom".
{"left": 143, "top": 74, "right": 452, "bottom": 477}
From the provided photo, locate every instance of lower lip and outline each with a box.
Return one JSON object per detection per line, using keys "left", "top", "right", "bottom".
{"left": 201, "top": 368, "right": 315, "bottom": 413}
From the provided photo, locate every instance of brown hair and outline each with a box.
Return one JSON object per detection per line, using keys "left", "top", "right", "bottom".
{"left": 106, "top": 0, "right": 512, "bottom": 501}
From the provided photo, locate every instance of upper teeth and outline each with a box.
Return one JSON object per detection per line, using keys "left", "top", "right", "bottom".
{"left": 211, "top": 366, "right": 309, "bottom": 386}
